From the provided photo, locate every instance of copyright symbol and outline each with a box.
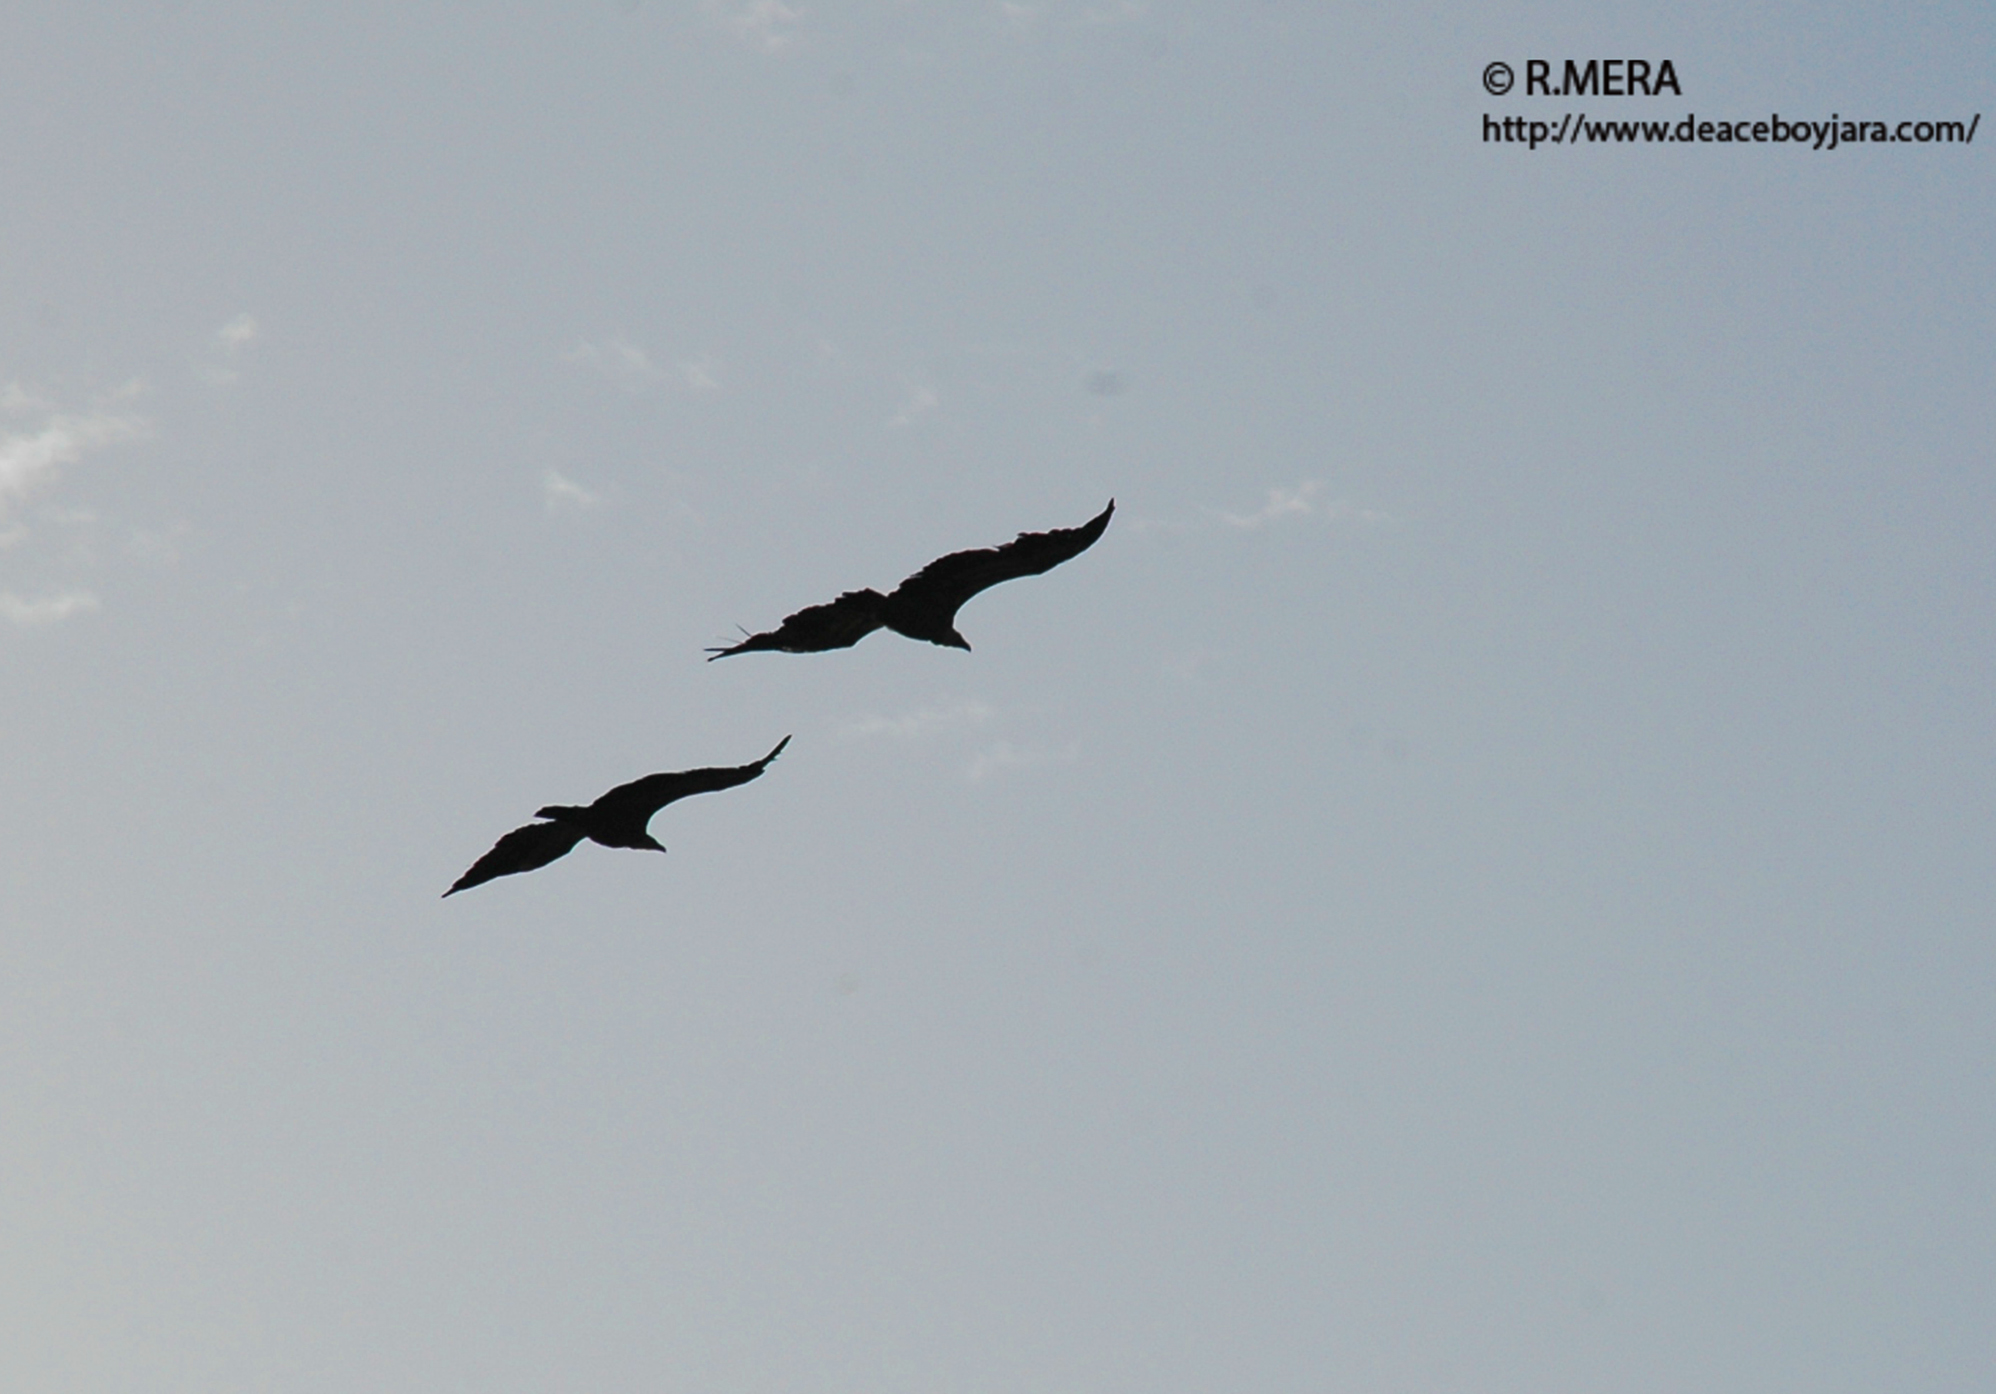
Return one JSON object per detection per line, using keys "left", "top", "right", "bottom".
{"left": 1483, "top": 62, "right": 1513, "bottom": 96}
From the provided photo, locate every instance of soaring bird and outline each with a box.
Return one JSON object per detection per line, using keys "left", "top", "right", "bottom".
{"left": 707, "top": 500, "right": 1114, "bottom": 659}
{"left": 443, "top": 737, "right": 790, "bottom": 897}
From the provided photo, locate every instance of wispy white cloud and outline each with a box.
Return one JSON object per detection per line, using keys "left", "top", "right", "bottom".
{"left": 1, "top": 386, "right": 152, "bottom": 619}
{"left": 198, "top": 312, "right": 260, "bottom": 386}
{"left": 563, "top": 339, "right": 721, "bottom": 395}
{"left": 704, "top": 0, "right": 804, "bottom": 51}
{"left": 1162, "top": 646, "right": 1221, "bottom": 682}
{"left": 0, "top": 589, "right": 99, "bottom": 626}
{"left": 887, "top": 379, "right": 939, "bottom": 428}
{"left": 1222, "top": 479, "right": 1327, "bottom": 528}
{"left": 679, "top": 355, "right": 722, "bottom": 393}
{"left": 842, "top": 701, "right": 996, "bottom": 741}
{"left": 839, "top": 700, "right": 1077, "bottom": 781}
{"left": 0, "top": 390, "right": 146, "bottom": 523}
{"left": 1219, "top": 480, "right": 1389, "bottom": 530}
{"left": 126, "top": 521, "right": 190, "bottom": 564}
{"left": 216, "top": 312, "right": 259, "bottom": 351}
{"left": 543, "top": 470, "right": 601, "bottom": 511}
{"left": 1082, "top": 0, "right": 1150, "bottom": 23}
{"left": 967, "top": 740, "right": 1078, "bottom": 782}
{"left": 563, "top": 338, "right": 663, "bottom": 392}
{"left": 1122, "top": 514, "right": 1194, "bottom": 537}
{"left": 999, "top": 0, "right": 1150, "bottom": 29}
{"left": 2, "top": 383, "right": 50, "bottom": 416}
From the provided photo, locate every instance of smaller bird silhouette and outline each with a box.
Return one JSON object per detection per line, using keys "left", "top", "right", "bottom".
{"left": 707, "top": 500, "right": 1114, "bottom": 659}
{"left": 444, "top": 737, "right": 790, "bottom": 897}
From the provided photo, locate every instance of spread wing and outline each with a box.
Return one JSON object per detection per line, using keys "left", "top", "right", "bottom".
{"left": 886, "top": 500, "right": 1114, "bottom": 625}
{"left": 706, "top": 590, "right": 887, "bottom": 659}
{"left": 583, "top": 736, "right": 792, "bottom": 844}
{"left": 443, "top": 819, "right": 589, "bottom": 897}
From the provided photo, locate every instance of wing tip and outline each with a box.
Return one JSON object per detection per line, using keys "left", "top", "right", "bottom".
{"left": 706, "top": 623, "right": 763, "bottom": 660}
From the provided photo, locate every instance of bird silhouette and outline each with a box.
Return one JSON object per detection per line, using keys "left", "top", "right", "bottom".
{"left": 707, "top": 500, "right": 1113, "bottom": 659}
{"left": 444, "top": 737, "right": 790, "bottom": 896}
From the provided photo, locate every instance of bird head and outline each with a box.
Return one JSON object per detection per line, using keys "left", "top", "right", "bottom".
{"left": 943, "top": 628, "right": 972, "bottom": 651}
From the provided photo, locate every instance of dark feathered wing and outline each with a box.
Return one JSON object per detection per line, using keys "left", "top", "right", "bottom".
{"left": 442, "top": 739, "right": 789, "bottom": 896}
{"left": 706, "top": 590, "right": 887, "bottom": 659}
{"left": 444, "top": 819, "right": 589, "bottom": 897}
{"left": 580, "top": 736, "right": 792, "bottom": 846}
{"left": 883, "top": 500, "right": 1114, "bottom": 635}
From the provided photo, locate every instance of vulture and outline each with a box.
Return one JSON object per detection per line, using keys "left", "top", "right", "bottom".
{"left": 444, "top": 737, "right": 789, "bottom": 897}
{"left": 707, "top": 500, "right": 1113, "bottom": 659}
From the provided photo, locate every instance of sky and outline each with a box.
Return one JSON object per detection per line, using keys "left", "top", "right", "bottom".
{"left": 2, "top": 2, "right": 1991, "bottom": 1390}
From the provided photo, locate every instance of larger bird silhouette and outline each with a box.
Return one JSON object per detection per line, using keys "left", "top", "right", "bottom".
{"left": 706, "top": 500, "right": 1114, "bottom": 659}
{"left": 443, "top": 737, "right": 790, "bottom": 897}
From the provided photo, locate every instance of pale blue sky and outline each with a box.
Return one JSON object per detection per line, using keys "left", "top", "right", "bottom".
{"left": 3, "top": 3, "right": 1991, "bottom": 1390}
